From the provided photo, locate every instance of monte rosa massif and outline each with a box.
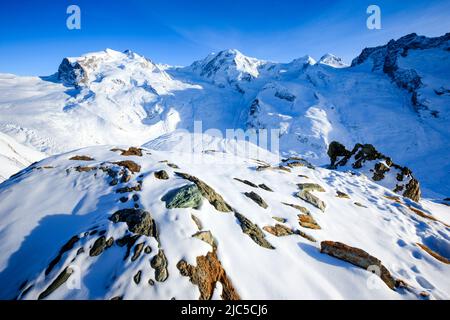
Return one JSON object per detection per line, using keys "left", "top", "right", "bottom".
{"left": 0, "top": 33, "right": 449, "bottom": 300}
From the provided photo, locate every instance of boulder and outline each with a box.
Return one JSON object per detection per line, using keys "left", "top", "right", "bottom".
{"left": 163, "top": 184, "right": 203, "bottom": 209}
{"left": 113, "top": 160, "right": 141, "bottom": 173}
{"left": 263, "top": 224, "right": 294, "bottom": 236}
{"left": 296, "top": 191, "right": 326, "bottom": 212}
{"left": 298, "top": 214, "right": 321, "bottom": 229}
{"left": 175, "top": 172, "right": 232, "bottom": 212}
{"left": 150, "top": 249, "right": 169, "bottom": 282}
{"left": 320, "top": 241, "right": 396, "bottom": 289}
{"left": 244, "top": 191, "right": 268, "bottom": 209}
{"left": 110, "top": 209, "right": 157, "bottom": 238}
{"left": 176, "top": 250, "right": 240, "bottom": 300}
{"left": 154, "top": 170, "right": 169, "bottom": 180}
{"left": 234, "top": 212, "right": 274, "bottom": 249}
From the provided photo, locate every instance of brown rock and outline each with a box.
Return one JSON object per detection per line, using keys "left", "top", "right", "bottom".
{"left": 298, "top": 214, "right": 321, "bottom": 229}
{"left": 234, "top": 212, "right": 274, "bottom": 249}
{"left": 320, "top": 241, "right": 396, "bottom": 290}
{"left": 131, "top": 243, "right": 144, "bottom": 262}
{"left": 113, "top": 160, "right": 141, "bottom": 173}
{"left": 336, "top": 191, "right": 350, "bottom": 199}
{"left": 121, "top": 147, "right": 143, "bottom": 157}
{"left": 154, "top": 170, "right": 169, "bottom": 180}
{"left": 282, "top": 202, "right": 310, "bottom": 214}
{"left": 176, "top": 250, "right": 240, "bottom": 300}
{"left": 69, "top": 155, "right": 94, "bottom": 161}
{"left": 416, "top": 243, "right": 450, "bottom": 264}
{"left": 263, "top": 224, "right": 294, "bottom": 237}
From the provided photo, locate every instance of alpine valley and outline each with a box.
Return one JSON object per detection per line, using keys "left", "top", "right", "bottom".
{"left": 0, "top": 33, "right": 449, "bottom": 300}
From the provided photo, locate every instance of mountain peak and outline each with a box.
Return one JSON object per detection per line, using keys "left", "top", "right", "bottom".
{"left": 318, "top": 53, "right": 348, "bottom": 68}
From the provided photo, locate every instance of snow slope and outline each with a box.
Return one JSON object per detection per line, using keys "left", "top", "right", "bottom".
{"left": 0, "top": 33, "right": 449, "bottom": 198}
{"left": 0, "top": 142, "right": 448, "bottom": 300}
{"left": 0, "top": 132, "right": 45, "bottom": 182}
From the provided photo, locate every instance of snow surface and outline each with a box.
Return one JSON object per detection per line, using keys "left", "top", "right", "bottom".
{"left": 0, "top": 143, "right": 448, "bottom": 299}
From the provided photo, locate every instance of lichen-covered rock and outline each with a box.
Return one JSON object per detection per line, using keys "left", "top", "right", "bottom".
{"left": 175, "top": 172, "right": 232, "bottom": 212}
{"left": 154, "top": 170, "right": 169, "bottom": 180}
{"left": 163, "top": 184, "right": 203, "bottom": 209}
{"left": 282, "top": 202, "right": 310, "bottom": 214}
{"left": 320, "top": 241, "right": 396, "bottom": 289}
{"left": 176, "top": 250, "right": 240, "bottom": 300}
{"left": 234, "top": 212, "right": 274, "bottom": 249}
{"left": 150, "top": 249, "right": 169, "bottom": 282}
{"left": 110, "top": 209, "right": 157, "bottom": 237}
{"left": 243, "top": 191, "right": 268, "bottom": 209}
{"left": 296, "top": 191, "right": 326, "bottom": 212}
{"left": 297, "top": 183, "right": 326, "bottom": 193}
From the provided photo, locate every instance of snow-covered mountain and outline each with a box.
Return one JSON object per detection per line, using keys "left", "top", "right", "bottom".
{"left": 0, "top": 33, "right": 449, "bottom": 300}
{"left": 1, "top": 33, "right": 449, "bottom": 197}
{"left": 0, "top": 144, "right": 448, "bottom": 300}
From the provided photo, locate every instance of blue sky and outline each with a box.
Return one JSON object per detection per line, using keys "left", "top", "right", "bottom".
{"left": 1, "top": 0, "right": 449, "bottom": 75}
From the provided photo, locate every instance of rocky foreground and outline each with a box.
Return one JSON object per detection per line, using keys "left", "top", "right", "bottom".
{"left": 0, "top": 145, "right": 448, "bottom": 300}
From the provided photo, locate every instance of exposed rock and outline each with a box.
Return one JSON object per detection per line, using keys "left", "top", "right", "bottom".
{"left": 176, "top": 250, "right": 240, "bottom": 300}
{"left": 298, "top": 174, "right": 309, "bottom": 179}
{"left": 154, "top": 170, "right": 169, "bottom": 180}
{"left": 113, "top": 160, "right": 141, "bottom": 173}
{"left": 175, "top": 172, "right": 232, "bottom": 212}
{"left": 281, "top": 202, "right": 310, "bottom": 214}
{"left": 150, "top": 249, "right": 169, "bottom": 282}
{"left": 298, "top": 214, "right": 321, "bottom": 229}
{"left": 110, "top": 209, "right": 158, "bottom": 237}
{"left": 327, "top": 141, "right": 421, "bottom": 201}
{"left": 46, "top": 235, "right": 80, "bottom": 276}
{"left": 120, "top": 147, "right": 143, "bottom": 157}
{"left": 192, "top": 230, "right": 217, "bottom": 249}
{"left": 281, "top": 157, "right": 315, "bottom": 169}
{"left": 75, "top": 166, "right": 96, "bottom": 172}
{"left": 243, "top": 191, "right": 268, "bottom": 209}
{"left": 116, "top": 184, "right": 142, "bottom": 193}
{"left": 119, "top": 196, "right": 128, "bottom": 203}
{"left": 167, "top": 163, "right": 179, "bottom": 169}
{"left": 296, "top": 191, "right": 326, "bottom": 212}
{"left": 336, "top": 191, "right": 350, "bottom": 199}
{"left": 163, "top": 184, "right": 203, "bottom": 209}
{"left": 133, "top": 270, "right": 142, "bottom": 284}
{"left": 234, "top": 178, "right": 258, "bottom": 188}
{"left": 131, "top": 243, "right": 144, "bottom": 262}
{"left": 263, "top": 224, "right": 294, "bottom": 237}
{"left": 191, "top": 214, "right": 203, "bottom": 230}
{"left": 234, "top": 212, "right": 274, "bottom": 249}
{"left": 69, "top": 155, "right": 94, "bottom": 161}
{"left": 416, "top": 243, "right": 450, "bottom": 264}
{"left": 258, "top": 184, "right": 273, "bottom": 192}
{"left": 295, "top": 230, "right": 317, "bottom": 242}
{"left": 272, "top": 216, "right": 287, "bottom": 223}
{"left": 116, "top": 234, "right": 140, "bottom": 260}
{"left": 297, "top": 183, "right": 326, "bottom": 193}
{"left": 320, "top": 241, "right": 396, "bottom": 289}
{"left": 120, "top": 170, "right": 131, "bottom": 183}
{"left": 144, "top": 246, "right": 152, "bottom": 254}
{"left": 38, "top": 267, "right": 74, "bottom": 300}
{"left": 354, "top": 202, "right": 368, "bottom": 208}
{"left": 90, "top": 236, "right": 114, "bottom": 257}
{"left": 132, "top": 194, "right": 139, "bottom": 202}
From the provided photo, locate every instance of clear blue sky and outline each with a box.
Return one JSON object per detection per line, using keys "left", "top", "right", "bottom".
{"left": 1, "top": 0, "right": 449, "bottom": 76}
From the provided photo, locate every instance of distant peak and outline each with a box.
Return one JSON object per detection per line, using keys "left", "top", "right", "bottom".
{"left": 318, "top": 53, "right": 348, "bottom": 68}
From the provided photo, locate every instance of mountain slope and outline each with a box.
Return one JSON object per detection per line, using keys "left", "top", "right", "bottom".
{"left": 0, "top": 143, "right": 448, "bottom": 300}
{"left": 0, "top": 132, "right": 45, "bottom": 182}
{"left": 0, "top": 33, "right": 449, "bottom": 196}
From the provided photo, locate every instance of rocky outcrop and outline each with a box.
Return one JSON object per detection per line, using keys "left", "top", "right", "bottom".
{"left": 234, "top": 212, "right": 274, "bottom": 249}
{"left": 243, "top": 191, "right": 268, "bottom": 209}
{"left": 298, "top": 214, "right": 321, "bottom": 229}
{"left": 263, "top": 224, "right": 294, "bottom": 236}
{"left": 154, "top": 170, "right": 169, "bottom": 180}
{"left": 175, "top": 172, "right": 232, "bottom": 212}
{"left": 150, "top": 249, "right": 169, "bottom": 282}
{"left": 327, "top": 141, "right": 421, "bottom": 202}
{"left": 110, "top": 209, "right": 158, "bottom": 237}
{"left": 296, "top": 187, "right": 326, "bottom": 212}
{"left": 69, "top": 155, "right": 94, "bottom": 161}
{"left": 163, "top": 184, "right": 203, "bottom": 209}
{"left": 351, "top": 33, "right": 450, "bottom": 110}
{"left": 113, "top": 160, "right": 141, "bottom": 173}
{"left": 320, "top": 241, "right": 396, "bottom": 290}
{"left": 177, "top": 250, "right": 240, "bottom": 300}
{"left": 89, "top": 236, "right": 114, "bottom": 256}
{"left": 111, "top": 147, "right": 143, "bottom": 157}
{"left": 38, "top": 267, "right": 74, "bottom": 300}
{"left": 234, "top": 178, "right": 258, "bottom": 188}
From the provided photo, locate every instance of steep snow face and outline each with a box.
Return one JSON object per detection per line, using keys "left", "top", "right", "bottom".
{"left": 0, "top": 144, "right": 448, "bottom": 300}
{"left": 185, "top": 49, "right": 266, "bottom": 86}
{"left": 0, "top": 132, "right": 45, "bottom": 182}
{"left": 318, "top": 54, "right": 348, "bottom": 68}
